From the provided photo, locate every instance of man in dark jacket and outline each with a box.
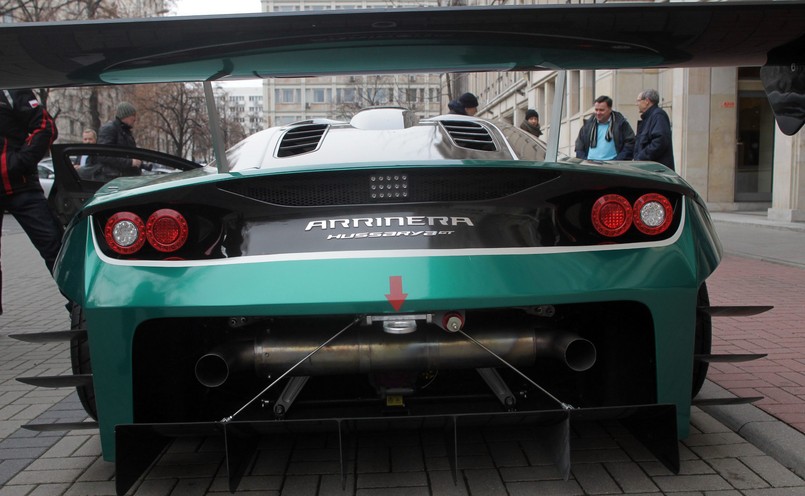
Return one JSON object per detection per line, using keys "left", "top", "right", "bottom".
{"left": 520, "top": 108, "right": 542, "bottom": 138}
{"left": 94, "top": 101, "right": 143, "bottom": 180}
{"left": 0, "top": 89, "right": 61, "bottom": 315}
{"left": 447, "top": 92, "right": 479, "bottom": 116}
{"left": 575, "top": 95, "right": 635, "bottom": 161}
{"left": 634, "top": 89, "right": 675, "bottom": 170}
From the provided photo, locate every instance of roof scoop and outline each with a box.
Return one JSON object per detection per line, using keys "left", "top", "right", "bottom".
{"left": 350, "top": 107, "right": 419, "bottom": 130}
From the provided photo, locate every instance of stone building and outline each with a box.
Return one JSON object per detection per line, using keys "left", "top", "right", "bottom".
{"left": 260, "top": 0, "right": 443, "bottom": 125}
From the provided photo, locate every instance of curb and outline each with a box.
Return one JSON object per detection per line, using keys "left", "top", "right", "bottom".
{"left": 709, "top": 212, "right": 805, "bottom": 233}
{"left": 698, "top": 380, "right": 805, "bottom": 480}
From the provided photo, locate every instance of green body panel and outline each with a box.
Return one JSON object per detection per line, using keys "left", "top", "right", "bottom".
{"left": 54, "top": 195, "right": 718, "bottom": 459}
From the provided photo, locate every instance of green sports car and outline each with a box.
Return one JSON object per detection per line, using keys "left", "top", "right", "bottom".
{"left": 28, "top": 108, "right": 733, "bottom": 492}
{"left": 4, "top": 2, "right": 802, "bottom": 493}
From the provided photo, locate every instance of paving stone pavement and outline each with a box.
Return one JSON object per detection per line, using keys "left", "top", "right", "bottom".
{"left": 2, "top": 212, "right": 805, "bottom": 495}
{"left": 705, "top": 256, "right": 805, "bottom": 435}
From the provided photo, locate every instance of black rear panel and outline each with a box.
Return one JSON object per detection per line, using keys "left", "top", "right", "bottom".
{"left": 90, "top": 166, "right": 690, "bottom": 261}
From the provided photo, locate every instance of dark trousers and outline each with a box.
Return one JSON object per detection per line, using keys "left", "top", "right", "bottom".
{"left": 0, "top": 190, "right": 63, "bottom": 314}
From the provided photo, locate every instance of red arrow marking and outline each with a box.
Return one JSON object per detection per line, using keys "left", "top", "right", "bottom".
{"left": 385, "top": 275, "right": 408, "bottom": 311}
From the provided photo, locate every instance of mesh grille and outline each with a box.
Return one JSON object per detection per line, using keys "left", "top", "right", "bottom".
{"left": 276, "top": 124, "right": 328, "bottom": 157}
{"left": 219, "top": 168, "right": 559, "bottom": 206}
{"left": 441, "top": 121, "right": 497, "bottom": 151}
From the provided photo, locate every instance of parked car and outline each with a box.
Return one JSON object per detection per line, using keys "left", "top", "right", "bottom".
{"left": 3, "top": 3, "right": 800, "bottom": 494}
{"left": 35, "top": 109, "right": 757, "bottom": 494}
{"left": 37, "top": 158, "right": 55, "bottom": 198}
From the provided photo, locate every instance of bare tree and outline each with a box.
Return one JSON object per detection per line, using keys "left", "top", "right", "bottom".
{"left": 124, "top": 83, "right": 207, "bottom": 158}
{"left": 183, "top": 86, "right": 247, "bottom": 163}
{"left": 334, "top": 75, "right": 396, "bottom": 120}
{"left": 117, "top": 83, "right": 246, "bottom": 161}
{"left": 334, "top": 75, "right": 437, "bottom": 119}
{"left": 215, "top": 90, "right": 248, "bottom": 153}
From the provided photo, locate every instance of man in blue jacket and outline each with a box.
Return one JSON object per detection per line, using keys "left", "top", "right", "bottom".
{"left": 575, "top": 95, "right": 635, "bottom": 161}
{"left": 634, "top": 89, "right": 675, "bottom": 170}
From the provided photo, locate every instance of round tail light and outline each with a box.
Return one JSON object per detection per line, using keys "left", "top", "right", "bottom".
{"left": 591, "top": 194, "right": 632, "bottom": 237}
{"left": 104, "top": 212, "right": 146, "bottom": 255}
{"left": 146, "top": 209, "right": 189, "bottom": 252}
{"left": 633, "top": 194, "right": 673, "bottom": 235}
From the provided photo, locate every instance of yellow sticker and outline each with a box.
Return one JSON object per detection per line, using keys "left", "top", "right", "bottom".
{"left": 386, "top": 395, "right": 404, "bottom": 407}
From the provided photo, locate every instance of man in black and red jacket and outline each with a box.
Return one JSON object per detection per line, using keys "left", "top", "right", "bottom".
{"left": 0, "top": 88, "right": 62, "bottom": 315}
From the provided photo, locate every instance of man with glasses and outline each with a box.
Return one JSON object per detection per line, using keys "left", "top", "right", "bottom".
{"left": 634, "top": 89, "right": 675, "bottom": 170}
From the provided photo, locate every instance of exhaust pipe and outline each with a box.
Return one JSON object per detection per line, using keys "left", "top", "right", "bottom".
{"left": 194, "top": 324, "right": 597, "bottom": 387}
{"left": 533, "top": 331, "right": 597, "bottom": 372}
{"left": 195, "top": 340, "right": 254, "bottom": 388}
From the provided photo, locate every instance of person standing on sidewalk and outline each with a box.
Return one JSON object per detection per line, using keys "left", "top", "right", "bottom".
{"left": 520, "top": 108, "right": 543, "bottom": 138}
{"left": 73, "top": 129, "right": 97, "bottom": 169}
{"left": 634, "top": 88, "right": 675, "bottom": 170}
{"left": 95, "top": 101, "right": 143, "bottom": 180}
{"left": 447, "top": 92, "right": 479, "bottom": 116}
{"left": 0, "top": 89, "right": 61, "bottom": 315}
{"left": 575, "top": 95, "right": 635, "bottom": 161}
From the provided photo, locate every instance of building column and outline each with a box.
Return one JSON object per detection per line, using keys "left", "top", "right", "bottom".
{"left": 768, "top": 129, "right": 805, "bottom": 222}
{"left": 674, "top": 67, "right": 739, "bottom": 210}
{"left": 674, "top": 68, "right": 713, "bottom": 201}
{"left": 707, "top": 68, "right": 739, "bottom": 208}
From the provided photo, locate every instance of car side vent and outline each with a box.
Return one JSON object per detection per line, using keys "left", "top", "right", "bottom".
{"left": 276, "top": 124, "right": 328, "bottom": 157}
{"left": 441, "top": 121, "right": 497, "bottom": 152}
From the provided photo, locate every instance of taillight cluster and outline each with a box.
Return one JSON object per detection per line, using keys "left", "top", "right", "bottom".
{"left": 104, "top": 209, "right": 189, "bottom": 255}
{"left": 591, "top": 193, "right": 673, "bottom": 237}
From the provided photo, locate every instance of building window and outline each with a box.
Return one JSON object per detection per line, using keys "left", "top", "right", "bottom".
{"left": 275, "top": 89, "right": 300, "bottom": 104}
{"left": 308, "top": 88, "right": 330, "bottom": 103}
{"left": 340, "top": 88, "right": 356, "bottom": 103}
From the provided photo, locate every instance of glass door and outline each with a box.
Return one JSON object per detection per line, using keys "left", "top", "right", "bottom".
{"left": 735, "top": 91, "right": 775, "bottom": 202}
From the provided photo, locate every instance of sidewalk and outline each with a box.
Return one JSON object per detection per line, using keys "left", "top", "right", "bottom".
{"left": 701, "top": 210, "right": 805, "bottom": 478}
{"left": 708, "top": 210, "right": 805, "bottom": 268}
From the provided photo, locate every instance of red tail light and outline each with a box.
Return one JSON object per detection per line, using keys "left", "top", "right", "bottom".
{"left": 591, "top": 194, "right": 632, "bottom": 237}
{"left": 104, "top": 212, "right": 146, "bottom": 255}
{"left": 633, "top": 194, "right": 673, "bottom": 235}
{"left": 146, "top": 209, "right": 189, "bottom": 252}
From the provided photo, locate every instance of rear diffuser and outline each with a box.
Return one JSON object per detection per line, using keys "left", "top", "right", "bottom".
{"left": 115, "top": 403, "right": 678, "bottom": 495}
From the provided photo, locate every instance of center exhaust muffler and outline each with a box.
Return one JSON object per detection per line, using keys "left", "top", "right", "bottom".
{"left": 195, "top": 322, "right": 596, "bottom": 388}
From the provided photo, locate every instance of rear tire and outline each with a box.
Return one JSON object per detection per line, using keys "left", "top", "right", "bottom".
{"left": 691, "top": 283, "right": 712, "bottom": 398}
{"left": 70, "top": 304, "right": 98, "bottom": 420}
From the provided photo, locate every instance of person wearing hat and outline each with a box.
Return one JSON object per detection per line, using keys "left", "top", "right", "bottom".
{"left": 94, "top": 101, "right": 143, "bottom": 181}
{"left": 447, "top": 92, "right": 479, "bottom": 116}
{"left": 519, "top": 108, "right": 542, "bottom": 138}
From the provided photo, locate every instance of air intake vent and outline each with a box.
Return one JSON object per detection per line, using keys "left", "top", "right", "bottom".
{"left": 441, "top": 121, "right": 497, "bottom": 152}
{"left": 276, "top": 124, "right": 328, "bottom": 157}
{"left": 219, "top": 167, "right": 560, "bottom": 206}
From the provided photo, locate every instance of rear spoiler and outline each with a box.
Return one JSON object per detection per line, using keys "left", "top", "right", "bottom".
{"left": 1, "top": 3, "right": 803, "bottom": 134}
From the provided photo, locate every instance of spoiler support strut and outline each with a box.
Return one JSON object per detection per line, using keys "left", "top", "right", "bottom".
{"left": 204, "top": 81, "right": 229, "bottom": 173}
